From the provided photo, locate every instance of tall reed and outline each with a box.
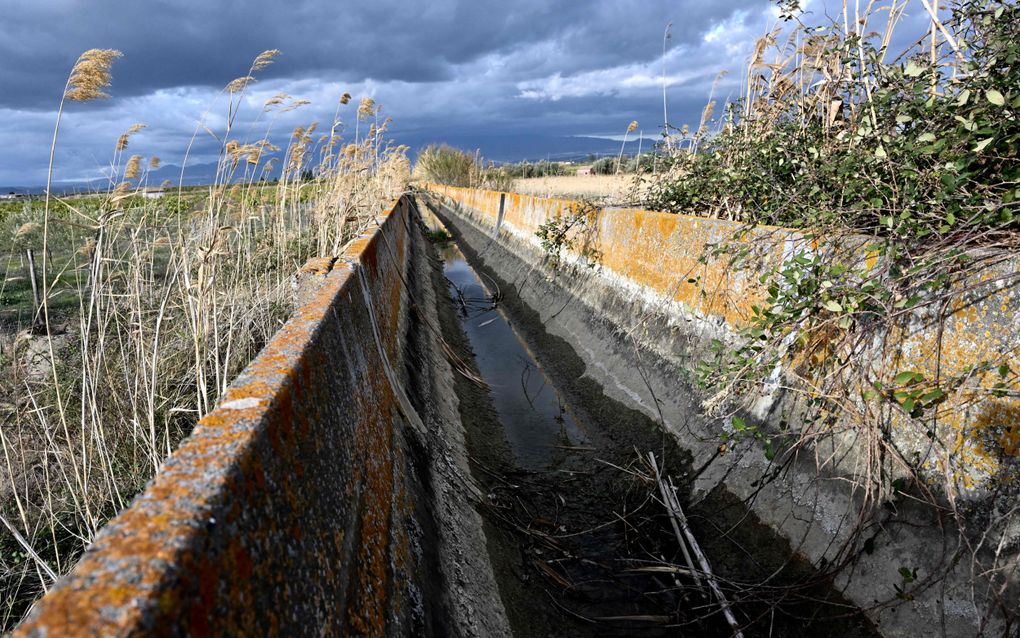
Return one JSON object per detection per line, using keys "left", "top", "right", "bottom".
{"left": 0, "top": 49, "right": 408, "bottom": 628}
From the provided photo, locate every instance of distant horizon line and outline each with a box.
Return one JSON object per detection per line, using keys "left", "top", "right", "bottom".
{"left": 2, "top": 137, "right": 649, "bottom": 190}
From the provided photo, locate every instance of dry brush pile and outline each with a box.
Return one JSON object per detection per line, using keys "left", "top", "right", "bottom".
{"left": 413, "top": 143, "right": 515, "bottom": 192}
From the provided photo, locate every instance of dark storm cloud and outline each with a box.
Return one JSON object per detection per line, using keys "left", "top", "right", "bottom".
{"left": 1, "top": 0, "right": 748, "bottom": 110}
{"left": 3, "top": 0, "right": 940, "bottom": 185}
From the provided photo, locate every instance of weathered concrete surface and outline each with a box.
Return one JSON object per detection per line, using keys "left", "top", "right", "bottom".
{"left": 422, "top": 184, "right": 1019, "bottom": 637}
{"left": 16, "top": 197, "right": 510, "bottom": 637}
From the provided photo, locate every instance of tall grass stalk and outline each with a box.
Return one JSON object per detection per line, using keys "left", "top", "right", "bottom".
{"left": 0, "top": 50, "right": 408, "bottom": 629}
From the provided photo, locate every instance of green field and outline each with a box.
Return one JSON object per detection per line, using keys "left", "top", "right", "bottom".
{"left": 0, "top": 194, "right": 197, "bottom": 328}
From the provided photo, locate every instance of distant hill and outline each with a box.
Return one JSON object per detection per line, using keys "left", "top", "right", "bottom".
{"left": 3, "top": 135, "right": 648, "bottom": 193}
{"left": 145, "top": 160, "right": 283, "bottom": 186}
{"left": 3, "top": 161, "right": 280, "bottom": 196}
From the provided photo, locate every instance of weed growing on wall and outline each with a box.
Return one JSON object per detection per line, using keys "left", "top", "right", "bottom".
{"left": 535, "top": 201, "right": 603, "bottom": 270}
{"left": 645, "top": 0, "right": 1018, "bottom": 623}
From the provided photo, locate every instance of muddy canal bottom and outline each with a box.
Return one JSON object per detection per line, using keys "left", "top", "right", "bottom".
{"left": 434, "top": 232, "right": 726, "bottom": 637}
{"left": 427, "top": 213, "right": 878, "bottom": 638}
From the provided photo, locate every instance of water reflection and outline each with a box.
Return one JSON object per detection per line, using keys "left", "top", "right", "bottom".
{"left": 427, "top": 212, "right": 588, "bottom": 470}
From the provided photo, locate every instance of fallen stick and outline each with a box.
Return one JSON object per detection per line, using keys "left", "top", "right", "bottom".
{"left": 648, "top": 452, "right": 744, "bottom": 638}
{"left": 648, "top": 452, "right": 701, "bottom": 588}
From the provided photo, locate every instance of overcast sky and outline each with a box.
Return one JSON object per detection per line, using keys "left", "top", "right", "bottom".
{"left": 0, "top": 0, "right": 935, "bottom": 186}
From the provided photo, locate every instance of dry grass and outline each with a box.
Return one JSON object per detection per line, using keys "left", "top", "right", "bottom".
{"left": 511, "top": 174, "right": 643, "bottom": 204}
{"left": 0, "top": 49, "right": 408, "bottom": 628}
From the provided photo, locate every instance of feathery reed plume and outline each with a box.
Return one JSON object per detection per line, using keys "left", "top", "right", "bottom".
{"left": 14, "top": 222, "right": 41, "bottom": 240}
{"left": 116, "top": 123, "right": 147, "bottom": 151}
{"left": 225, "top": 76, "right": 255, "bottom": 94}
{"left": 43, "top": 49, "right": 122, "bottom": 365}
{"left": 149, "top": 156, "right": 160, "bottom": 169}
{"left": 124, "top": 154, "right": 142, "bottom": 180}
{"left": 64, "top": 49, "right": 122, "bottom": 102}
{"left": 264, "top": 92, "right": 289, "bottom": 110}
{"left": 159, "top": 179, "right": 172, "bottom": 189}
{"left": 281, "top": 98, "right": 310, "bottom": 113}
{"left": 340, "top": 92, "right": 352, "bottom": 105}
{"left": 110, "top": 181, "right": 131, "bottom": 205}
{"left": 617, "top": 121, "right": 639, "bottom": 174}
{"left": 358, "top": 97, "right": 377, "bottom": 119}
{"left": 251, "top": 49, "right": 280, "bottom": 72}
{"left": 286, "top": 124, "right": 316, "bottom": 175}
{"left": 697, "top": 101, "right": 716, "bottom": 135}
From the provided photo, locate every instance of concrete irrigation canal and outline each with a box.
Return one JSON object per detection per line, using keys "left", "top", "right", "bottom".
{"left": 15, "top": 187, "right": 1019, "bottom": 636}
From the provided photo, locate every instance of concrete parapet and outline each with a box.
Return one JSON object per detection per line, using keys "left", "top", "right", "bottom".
{"left": 16, "top": 197, "right": 509, "bottom": 637}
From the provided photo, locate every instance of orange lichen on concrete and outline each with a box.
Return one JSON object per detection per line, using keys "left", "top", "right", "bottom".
{"left": 299, "top": 256, "right": 336, "bottom": 275}
{"left": 936, "top": 398, "right": 1020, "bottom": 490}
{"left": 428, "top": 183, "right": 1020, "bottom": 495}
{"left": 881, "top": 266, "right": 1020, "bottom": 490}
{"left": 427, "top": 183, "right": 780, "bottom": 327}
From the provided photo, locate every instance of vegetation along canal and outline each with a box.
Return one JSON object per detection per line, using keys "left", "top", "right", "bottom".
{"left": 423, "top": 208, "right": 880, "bottom": 637}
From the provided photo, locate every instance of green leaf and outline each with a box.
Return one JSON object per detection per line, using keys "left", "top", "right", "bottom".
{"left": 823, "top": 300, "right": 843, "bottom": 312}
{"left": 904, "top": 61, "right": 925, "bottom": 77}
{"left": 986, "top": 89, "right": 1005, "bottom": 106}
{"left": 894, "top": 370, "right": 924, "bottom": 385}
{"left": 732, "top": 417, "right": 746, "bottom": 431}
{"left": 921, "top": 388, "right": 946, "bottom": 404}
{"left": 956, "top": 89, "right": 971, "bottom": 106}
{"left": 917, "top": 132, "right": 936, "bottom": 143}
